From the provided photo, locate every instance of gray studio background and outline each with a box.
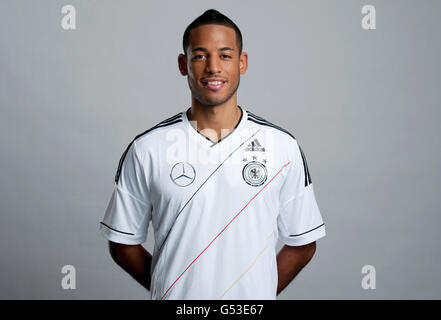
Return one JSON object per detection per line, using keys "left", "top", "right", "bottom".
{"left": 1, "top": 0, "right": 440, "bottom": 299}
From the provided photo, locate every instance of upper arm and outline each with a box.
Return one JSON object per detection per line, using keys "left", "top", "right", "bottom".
{"left": 282, "top": 241, "right": 317, "bottom": 262}
{"left": 100, "top": 141, "right": 153, "bottom": 245}
{"left": 277, "top": 140, "right": 326, "bottom": 246}
{"left": 108, "top": 241, "right": 132, "bottom": 258}
{"left": 108, "top": 240, "right": 145, "bottom": 262}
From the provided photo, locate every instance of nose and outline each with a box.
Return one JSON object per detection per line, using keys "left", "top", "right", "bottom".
{"left": 205, "top": 55, "right": 221, "bottom": 74}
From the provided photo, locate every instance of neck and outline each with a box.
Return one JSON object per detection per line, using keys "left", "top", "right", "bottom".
{"left": 187, "top": 95, "right": 242, "bottom": 143}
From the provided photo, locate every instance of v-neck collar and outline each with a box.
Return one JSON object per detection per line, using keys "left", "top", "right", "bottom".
{"left": 184, "top": 105, "right": 246, "bottom": 148}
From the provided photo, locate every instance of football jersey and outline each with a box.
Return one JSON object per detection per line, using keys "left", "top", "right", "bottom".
{"left": 99, "top": 105, "right": 326, "bottom": 300}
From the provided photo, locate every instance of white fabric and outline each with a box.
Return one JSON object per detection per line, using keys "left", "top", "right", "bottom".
{"left": 100, "top": 106, "right": 325, "bottom": 300}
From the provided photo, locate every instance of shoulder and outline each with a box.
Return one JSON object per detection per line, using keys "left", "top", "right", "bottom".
{"left": 134, "top": 111, "right": 185, "bottom": 145}
{"left": 245, "top": 109, "right": 298, "bottom": 146}
{"left": 114, "top": 112, "right": 185, "bottom": 182}
{"left": 125, "top": 111, "right": 186, "bottom": 154}
{"left": 244, "top": 108, "right": 313, "bottom": 185}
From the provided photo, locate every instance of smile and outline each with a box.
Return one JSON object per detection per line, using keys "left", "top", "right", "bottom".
{"left": 201, "top": 79, "right": 226, "bottom": 91}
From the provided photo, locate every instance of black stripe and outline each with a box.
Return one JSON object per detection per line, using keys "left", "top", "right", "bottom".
{"left": 247, "top": 111, "right": 294, "bottom": 131}
{"left": 246, "top": 111, "right": 267, "bottom": 121}
{"left": 161, "top": 113, "right": 183, "bottom": 124}
{"left": 247, "top": 111, "right": 284, "bottom": 129}
{"left": 158, "top": 129, "right": 262, "bottom": 252}
{"left": 289, "top": 223, "right": 324, "bottom": 237}
{"left": 247, "top": 112, "right": 293, "bottom": 135}
{"left": 247, "top": 113, "right": 312, "bottom": 186}
{"left": 247, "top": 113, "right": 274, "bottom": 126}
{"left": 247, "top": 116, "right": 296, "bottom": 140}
{"left": 305, "top": 146, "right": 312, "bottom": 185}
{"left": 100, "top": 222, "right": 135, "bottom": 236}
{"left": 298, "top": 144, "right": 312, "bottom": 186}
{"left": 114, "top": 118, "right": 183, "bottom": 183}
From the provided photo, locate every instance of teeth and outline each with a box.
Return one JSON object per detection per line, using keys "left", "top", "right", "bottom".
{"left": 206, "top": 81, "right": 223, "bottom": 85}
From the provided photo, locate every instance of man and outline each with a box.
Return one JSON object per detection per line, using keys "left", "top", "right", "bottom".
{"left": 100, "top": 9, "right": 325, "bottom": 300}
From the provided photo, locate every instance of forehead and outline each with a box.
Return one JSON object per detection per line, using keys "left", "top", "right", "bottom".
{"left": 188, "top": 24, "right": 237, "bottom": 50}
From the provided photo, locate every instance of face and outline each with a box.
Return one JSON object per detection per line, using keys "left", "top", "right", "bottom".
{"left": 178, "top": 24, "right": 248, "bottom": 106}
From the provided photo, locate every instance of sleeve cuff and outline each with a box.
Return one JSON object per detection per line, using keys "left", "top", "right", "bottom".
{"left": 99, "top": 223, "right": 146, "bottom": 245}
{"left": 278, "top": 223, "right": 326, "bottom": 246}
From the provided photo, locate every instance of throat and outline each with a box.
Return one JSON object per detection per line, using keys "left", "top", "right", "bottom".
{"left": 187, "top": 105, "right": 243, "bottom": 144}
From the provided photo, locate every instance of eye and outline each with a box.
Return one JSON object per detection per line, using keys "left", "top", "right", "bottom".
{"left": 193, "top": 54, "right": 206, "bottom": 60}
{"left": 221, "top": 54, "right": 232, "bottom": 59}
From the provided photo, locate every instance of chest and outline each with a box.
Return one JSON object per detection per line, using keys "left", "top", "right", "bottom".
{"left": 151, "top": 143, "right": 285, "bottom": 204}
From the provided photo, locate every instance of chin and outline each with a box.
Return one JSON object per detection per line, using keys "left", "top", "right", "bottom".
{"left": 198, "top": 98, "right": 227, "bottom": 106}
{"left": 194, "top": 93, "right": 228, "bottom": 106}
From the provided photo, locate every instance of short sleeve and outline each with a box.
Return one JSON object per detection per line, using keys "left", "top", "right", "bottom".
{"left": 277, "top": 140, "right": 326, "bottom": 246}
{"left": 99, "top": 140, "right": 152, "bottom": 245}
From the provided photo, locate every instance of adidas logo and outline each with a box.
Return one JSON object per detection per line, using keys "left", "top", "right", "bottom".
{"left": 245, "top": 139, "right": 266, "bottom": 152}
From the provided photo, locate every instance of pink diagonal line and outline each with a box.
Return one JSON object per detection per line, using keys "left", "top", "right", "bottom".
{"left": 161, "top": 161, "right": 291, "bottom": 300}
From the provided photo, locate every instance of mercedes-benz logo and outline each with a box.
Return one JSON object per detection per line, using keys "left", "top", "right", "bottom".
{"left": 170, "top": 162, "right": 196, "bottom": 187}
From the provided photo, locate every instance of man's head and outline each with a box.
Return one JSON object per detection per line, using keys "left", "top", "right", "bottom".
{"left": 178, "top": 9, "right": 248, "bottom": 106}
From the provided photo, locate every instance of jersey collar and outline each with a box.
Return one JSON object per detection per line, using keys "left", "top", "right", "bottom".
{"left": 183, "top": 105, "right": 247, "bottom": 148}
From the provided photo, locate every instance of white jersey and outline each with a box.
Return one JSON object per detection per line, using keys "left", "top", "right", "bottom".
{"left": 100, "top": 105, "right": 325, "bottom": 300}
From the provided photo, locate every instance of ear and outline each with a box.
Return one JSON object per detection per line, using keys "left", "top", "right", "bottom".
{"left": 178, "top": 53, "right": 188, "bottom": 76}
{"left": 239, "top": 51, "right": 248, "bottom": 75}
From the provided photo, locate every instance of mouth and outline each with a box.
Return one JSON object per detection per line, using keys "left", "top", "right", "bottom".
{"left": 201, "top": 79, "right": 227, "bottom": 91}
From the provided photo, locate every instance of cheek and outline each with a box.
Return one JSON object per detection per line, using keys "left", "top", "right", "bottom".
{"left": 187, "top": 65, "right": 196, "bottom": 78}
{"left": 188, "top": 64, "right": 204, "bottom": 83}
{"left": 226, "top": 67, "right": 240, "bottom": 84}
{"left": 226, "top": 61, "right": 240, "bottom": 76}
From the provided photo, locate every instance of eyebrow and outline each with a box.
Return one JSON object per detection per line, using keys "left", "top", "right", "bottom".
{"left": 192, "top": 47, "right": 235, "bottom": 53}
